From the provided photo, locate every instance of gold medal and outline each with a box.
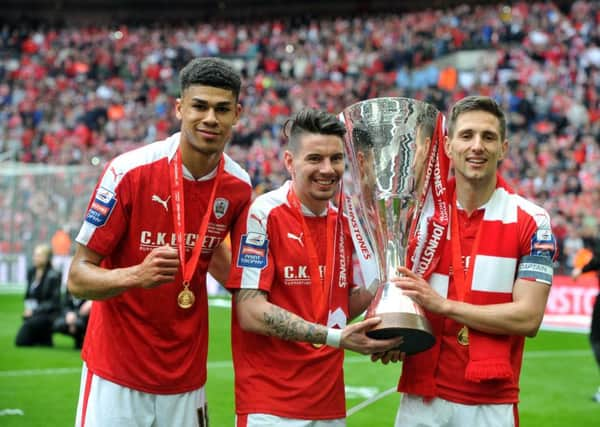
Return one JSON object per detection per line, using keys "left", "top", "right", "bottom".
{"left": 457, "top": 325, "right": 469, "bottom": 346}
{"left": 178, "top": 287, "right": 195, "bottom": 309}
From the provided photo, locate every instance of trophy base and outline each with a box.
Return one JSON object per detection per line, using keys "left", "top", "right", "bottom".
{"left": 366, "top": 312, "right": 435, "bottom": 355}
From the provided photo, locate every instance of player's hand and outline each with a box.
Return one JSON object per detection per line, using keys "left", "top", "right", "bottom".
{"left": 79, "top": 300, "right": 93, "bottom": 316}
{"left": 137, "top": 245, "right": 180, "bottom": 289}
{"left": 340, "top": 317, "right": 403, "bottom": 355}
{"left": 393, "top": 266, "right": 447, "bottom": 315}
{"left": 371, "top": 349, "right": 404, "bottom": 364}
{"left": 65, "top": 311, "right": 77, "bottom": 325}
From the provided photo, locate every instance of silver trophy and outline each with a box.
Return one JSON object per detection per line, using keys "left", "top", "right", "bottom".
{"left": 340, "top": 97, "right": 448, "bottom": 355}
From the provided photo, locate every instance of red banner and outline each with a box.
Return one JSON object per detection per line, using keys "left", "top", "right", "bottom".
{"left": 542, "top": 274, "right": 598, "bottom": 333}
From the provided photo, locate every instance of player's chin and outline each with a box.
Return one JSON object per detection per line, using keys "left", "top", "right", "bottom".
{"left": 312, "top": 189, "right": 337, "bottom": 201}
{"left": 192, "top": 141, "right": 226, "bottom": 155}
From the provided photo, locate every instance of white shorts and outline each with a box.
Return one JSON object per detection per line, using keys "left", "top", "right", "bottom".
{"left": 75, "top": 363, "right": 208, "bottom": 427}
{"left": 395, "top": 394, "right": 516, "bottom": 427}
{"left": 236, "top": 413, "right": 345, "bottom": 427}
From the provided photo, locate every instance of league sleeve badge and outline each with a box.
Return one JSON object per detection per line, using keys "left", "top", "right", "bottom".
{"left": 237, "top": 232, "right": 268, "bottom": 269}
{"left": 85, "top": 186, "right": 117, "bottom": 227}
{"left": 530, "top": 228, "right": 557, "bottom": 259}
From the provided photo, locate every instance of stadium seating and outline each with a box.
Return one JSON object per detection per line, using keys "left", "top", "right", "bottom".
{"left": 0, "top": 1, "right": 599, "bottom": 277}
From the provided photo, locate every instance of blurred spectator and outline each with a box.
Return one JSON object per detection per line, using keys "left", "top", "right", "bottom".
{"left": 15, "top": 243, "right": 61, "bottom": 347}
{"left": 52, "top": 291, "right": 91, "bottom": 349}
{"left": 51, "top": 225, "right": 73, "bottom": 290}
{"left": 0, "top": 0, "right": 599, "bottom": 276}
{"left": 562, "top": 224, "right": 585, "bottom": 273}
{"left": 572, "top": 235, "right": 600, "bottom": 403}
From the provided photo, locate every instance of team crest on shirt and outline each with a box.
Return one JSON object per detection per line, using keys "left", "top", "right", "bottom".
{"left": 85, "top": 186, "right": 117, "bottom": 227}
{"left": 237, "top": 233, "right": 268, "bottom": 268}
{"left": 213, "top": 198, "right": 229, "bottom": 219}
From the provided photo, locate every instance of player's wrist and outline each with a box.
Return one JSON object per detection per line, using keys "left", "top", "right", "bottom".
{"left": 440, "top": 298, "right": 455, "bottom": 316}
{"left": 326, "top": 328, "right": 342, "bottom": 348}
{"left": 124, "top": 264, "right": 146, "bottom": 289}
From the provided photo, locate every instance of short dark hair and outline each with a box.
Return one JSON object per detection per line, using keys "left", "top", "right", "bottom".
{"left": 179, "top": 57, "right": 242, "bottom": 100}
{"left": 283, "top": 108, "right": 346, "bottom": 152}
{"left": 351, "top": 121, "right": 373, "bottom": 153}
{"left": 415, "top": 103, "right": 438, "bottom": 141}
{"left": 447, "top": 95, "right": 506, "bottom": 141}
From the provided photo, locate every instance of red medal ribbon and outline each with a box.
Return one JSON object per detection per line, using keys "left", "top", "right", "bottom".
{"left": 287, "top": 186, "right": 345, "bottom": 325}
{"left": 170, "top": 149, "right": 224, "bottom": 291}
{"left": 406, "top": 112, "right": 449, "bottom": 279}
{"left": 449, "top": 189, "right": 484, "bottom": 302}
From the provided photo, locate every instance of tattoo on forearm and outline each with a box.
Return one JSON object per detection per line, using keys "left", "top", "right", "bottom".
{"left": 263, "top": 306, "right": 327, "bottom": 343}
{"left": 236, "top": 289, "right": 328, "bottom": 343}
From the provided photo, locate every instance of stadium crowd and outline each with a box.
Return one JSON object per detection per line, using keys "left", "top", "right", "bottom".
{"left": 1, "top": 0, "right": 599, "bottom": 272}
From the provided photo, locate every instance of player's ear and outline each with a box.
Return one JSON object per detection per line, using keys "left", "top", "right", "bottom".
{"left": 444, "top": 135, "right": 451, "bottom": 157}
{"left": 175, "top": 98, "right": 183, "bottom": 121}
{"left": 232, "top": 103, "right": 242, "bottom": 126}
{"left": 284, "top": 150, "right": 295, "bottom": 179}
{"left": 498, "top": 139, "right": 508, "bottom": 161}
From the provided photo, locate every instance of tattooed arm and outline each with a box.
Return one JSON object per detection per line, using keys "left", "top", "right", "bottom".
{"left": 234, "top": 289, "right": 403, "bottom": 354}
{"left": 235, "top": 289, "right": 328, "bottom": 345}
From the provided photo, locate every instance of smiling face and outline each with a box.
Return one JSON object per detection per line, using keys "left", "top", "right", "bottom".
{"left": 284, "top": 132, "right": 345, "bottom": 214}
{"left": 176, "top": 85, "right": 241, "bottom": 158}
{"left": 445, "top": 110, "right": 508, "bottom": 188}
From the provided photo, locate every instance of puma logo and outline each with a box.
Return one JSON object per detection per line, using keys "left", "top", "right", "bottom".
{"left": 109, "top": 166, "right": 124, "bottom": 183}
{"left": 287, "top": 232, "right": 304, "bottom": 247}
{"left": 250, "top": 213, "right": 265, "bottom": 228}
{"left": 152, "top": 195, "right": 171, "bottom": 212}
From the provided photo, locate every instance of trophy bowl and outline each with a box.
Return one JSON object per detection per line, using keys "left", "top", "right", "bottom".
{"left": 340, "top": 97, "right": 448, "bottom": 355}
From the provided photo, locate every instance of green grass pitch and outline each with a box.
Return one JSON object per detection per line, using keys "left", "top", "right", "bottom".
{"left": 0, "top": 292, "right": 598, "bottom": 426}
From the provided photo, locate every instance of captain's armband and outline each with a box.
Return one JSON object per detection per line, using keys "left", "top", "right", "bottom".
{"left": 517, "top": 255, "right": 553, "bottom": 285}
